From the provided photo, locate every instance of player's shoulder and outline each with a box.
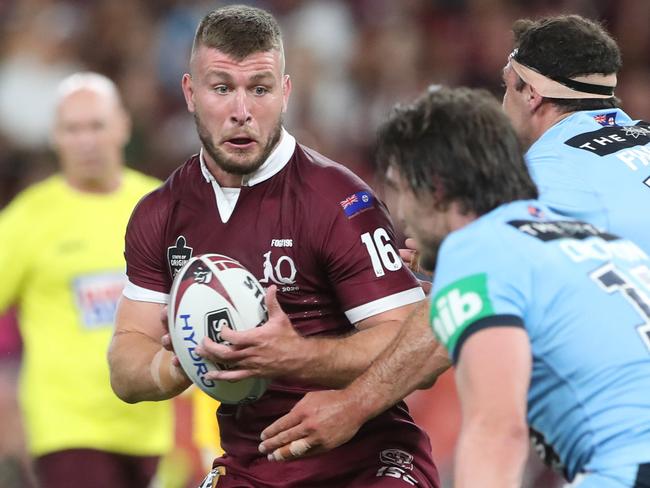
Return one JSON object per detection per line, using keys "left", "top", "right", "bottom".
{"left": 541, "top": 108, "right": 634, "bottom": 153}
{"left": 131, "top": 154, "right": 200, "bottom": 217}
{"left": 293, "top": 144, "right": 377, "bottom": 212}
{"left": 296, "top": 144, "right": 372, "bottom": 191}
{"left": 440, "top": 201, "right": 546, "bottom": 265}
{"left": 159, "top": 153, "right": 202, "bottom": 197}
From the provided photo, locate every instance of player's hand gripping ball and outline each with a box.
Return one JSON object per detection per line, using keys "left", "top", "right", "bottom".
{"left": 168, "top": 254, "right": 269, "bottom": 404}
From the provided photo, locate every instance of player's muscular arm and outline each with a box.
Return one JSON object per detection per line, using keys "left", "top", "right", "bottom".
{"left": 198, "top": 288, "right": 444, "bottom": 388}
{"left": 296, "top": 299, "right": 434, "bottom": 388}
{"left": 258, "top": 299, "right": 450, "bottom": 460}
{"left": 108, "top": 297, "right": 191, "bottom": 402}
{"left": 454, "top": 328, "right": 530, "bottom": 488}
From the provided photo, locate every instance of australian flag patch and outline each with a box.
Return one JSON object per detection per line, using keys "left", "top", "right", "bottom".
{"left": 593, "top": 112, "right": 617, "bottom": 127}
{"left": 340, "top": 190, "right": 374, "bottom": 218}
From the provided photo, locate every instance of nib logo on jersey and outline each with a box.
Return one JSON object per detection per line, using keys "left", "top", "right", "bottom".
{"left": 260, "top": 243, "right": 299, "bottom": 293}
{"left": 168, "top": 236, "right": 193, "bottom": 277}
{"left": 430, "top": 273, "right": 494, "bottom": 352}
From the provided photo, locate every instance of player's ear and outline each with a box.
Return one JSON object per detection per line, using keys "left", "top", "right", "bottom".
{"left": 182, "top": 73, "right": 196, "bottom": 113}
{"left": 527, "top": 84, "right": 544, "bottom": 113}
{"left": 282, "top": 75, "right": 291, "bottom": 113}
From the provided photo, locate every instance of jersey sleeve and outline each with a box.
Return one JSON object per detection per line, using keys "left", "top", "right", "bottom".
{"left": 429, "top": 225, "right": 530, "bottom": 364}
{"left": 0, "top": 197, "right": 31, "bottom": 312}
{"left": 526, "top": 145, "right": 607, "bottom": 228}
{"left": 316, "top": 188, "right": 424, "bottom": 324}
{"left": 123, "top": 191, "right": 170, "bottom": 302}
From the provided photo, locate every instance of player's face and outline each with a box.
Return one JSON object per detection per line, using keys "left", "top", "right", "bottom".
{"left": 182, "top": 46, "right": 291, "bottom": 178}
{"left": 53, "top": 89, "right": 129, "bottom": 191}
{"left": 502, "top": 63, "right": 534, "bottom": 148}
{"left": 387, "top": 167, "right": 452, "bottom": 272}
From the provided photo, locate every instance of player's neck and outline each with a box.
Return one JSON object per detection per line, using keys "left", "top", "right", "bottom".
{"left": 447, "top": 204, "right": 478, "bottom": 233}
{"left": 533, "top": 106, "right": 574, "bottom": 146}
{"left": 207, "top": 162, "right": 243, "bottom": 188}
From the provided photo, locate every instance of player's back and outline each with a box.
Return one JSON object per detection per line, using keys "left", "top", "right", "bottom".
{"left": 436, "top": 200, "right": 650, "bottom": 481}
{"left": 526, "top": 108, "right": 650, "bottom": 253}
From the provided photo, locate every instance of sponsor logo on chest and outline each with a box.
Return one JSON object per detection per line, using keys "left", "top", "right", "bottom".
{"left": 564, "top": 121, "right": 650, "bottom": 172}
{"left": 260, "top": 239, "right": 299, "bottom": 292}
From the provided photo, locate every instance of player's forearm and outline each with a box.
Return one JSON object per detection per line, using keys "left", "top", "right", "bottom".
{"left": 297, "top": 320, "right": 402, "bottom": 387}
{"left": 454, "top": 417, "right": 528, "bottom": 488}
{"left": 304, "top": 301, "right": 450, "bottom": 405}
{"left": 348, "top": 308, "right": 450, "bottom": 420}
{"left": 108, "top": 331, "right": 191, "bottom": 402}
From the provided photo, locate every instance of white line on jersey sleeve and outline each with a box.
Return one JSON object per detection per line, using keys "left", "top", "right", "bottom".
{"left": 123, "top": 280, "right": 169, "bottom": 304}
{"left": 345, "top": 287, "right": 426, "bottom": 325}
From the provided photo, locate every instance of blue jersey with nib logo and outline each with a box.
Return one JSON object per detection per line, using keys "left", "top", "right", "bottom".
{"left": 429, "top": 200, "right": 650, "bottom": 482}
{"left": 526, "top": 108, "right": 650, "bottom": 253}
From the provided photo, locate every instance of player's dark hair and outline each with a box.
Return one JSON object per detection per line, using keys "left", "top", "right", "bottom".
{"left": 512, "top": 15, "right": 621, "bottom": 112}
{"left": 192, "top": 5, "right": 283, "bottom": 61}
{"left": 377, "top": 86, "right": 538, "bottom": 216}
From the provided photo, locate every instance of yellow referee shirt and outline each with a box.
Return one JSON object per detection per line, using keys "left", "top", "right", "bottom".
{"left": 0, "top": 169, "right": 172, "bottom": 457}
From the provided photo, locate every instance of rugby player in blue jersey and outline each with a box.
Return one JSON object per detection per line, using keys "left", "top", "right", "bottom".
{"left": 259, "top": 86, "right": 650, "bottom": 488}
{"left": 502, "top": 15, "right": 650, "bottom": 253}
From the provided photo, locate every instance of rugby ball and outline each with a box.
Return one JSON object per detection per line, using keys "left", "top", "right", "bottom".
{"left": 168, "top": 253, "right": 269, "bottom": 404}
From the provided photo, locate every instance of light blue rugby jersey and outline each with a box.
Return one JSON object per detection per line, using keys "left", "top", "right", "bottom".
{"left": 429, "top": 200, "right": 650, "bottom": 481}
{"left": 526, "top": 108, "right": 650, "bottom": 253}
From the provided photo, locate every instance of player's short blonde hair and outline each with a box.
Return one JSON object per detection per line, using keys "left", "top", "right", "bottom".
{"left": 192, "top": 5, "right": 285, "bottom": 74}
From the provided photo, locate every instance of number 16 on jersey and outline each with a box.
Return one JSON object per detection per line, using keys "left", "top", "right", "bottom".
{"left": 361, "top": 228, "right": 403, "bottom": 278}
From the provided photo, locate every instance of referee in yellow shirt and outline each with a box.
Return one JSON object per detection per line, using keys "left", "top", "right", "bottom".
{"left": 0, "top": 72, "right": 172, "bottom": 488}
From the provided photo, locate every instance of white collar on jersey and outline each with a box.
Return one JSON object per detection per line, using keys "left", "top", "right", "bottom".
{"left": 199, "top": 128, "right": 296, "bottom": 187}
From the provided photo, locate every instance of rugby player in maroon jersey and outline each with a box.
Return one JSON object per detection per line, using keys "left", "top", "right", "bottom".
{"left": 108, "top": 6, "right": 446, "bottom": 487}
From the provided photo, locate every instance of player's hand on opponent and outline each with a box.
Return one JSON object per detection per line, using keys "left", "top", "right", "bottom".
{"left": 400, "top": 237, "right": 432, "bottom": 294}
{"left": 258, "top": 389, "right": 365, "bottom": 461}
{"left": 195, "top": 285, "right": 305, "bottom": 381}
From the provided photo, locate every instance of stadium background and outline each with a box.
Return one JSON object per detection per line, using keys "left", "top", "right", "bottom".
{"left": 0, "top": 0, "right": 648, "bottom": 487}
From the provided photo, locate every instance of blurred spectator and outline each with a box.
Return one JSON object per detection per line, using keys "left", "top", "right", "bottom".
{"left": 1, "top": 0, "right": 649, "bottom": 203}
{"left": 0, "top": 2, "right": 83, "bottom": 149}
{"left": 0, "top": 72, "right": 172, "bottom": 488}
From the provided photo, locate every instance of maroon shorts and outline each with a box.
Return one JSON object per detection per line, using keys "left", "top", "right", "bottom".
{"left": 35, "top": 449, "right": 159, "bottom": 488}
{"left": 198, "top": 418, "right": 440, "bottom": 488}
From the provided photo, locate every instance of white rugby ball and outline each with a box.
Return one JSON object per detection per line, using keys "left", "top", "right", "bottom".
{"left": 168, "top": 253, "right": 269, "bottom": 404}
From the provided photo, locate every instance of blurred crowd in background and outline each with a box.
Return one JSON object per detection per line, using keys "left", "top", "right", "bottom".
{"left": 1, "top": 0, "right": 649, "bottom": 206}
{"left": 0, "top": 1, "right": 649, "bottom": 487}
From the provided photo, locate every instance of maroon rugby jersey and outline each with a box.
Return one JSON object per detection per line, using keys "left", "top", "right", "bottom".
{"left": 123, "top": 132, "right": 436, "bottom": 486}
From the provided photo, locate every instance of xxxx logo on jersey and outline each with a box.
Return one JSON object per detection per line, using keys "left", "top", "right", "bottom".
{"left": 430, "top": 273, "right": 494, "bottom": 352}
